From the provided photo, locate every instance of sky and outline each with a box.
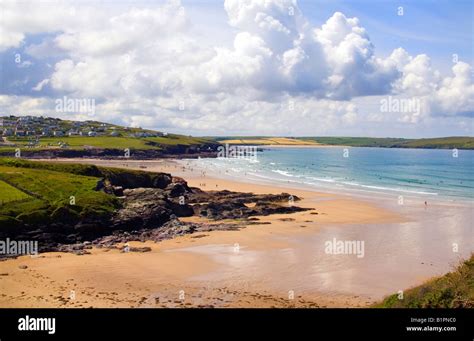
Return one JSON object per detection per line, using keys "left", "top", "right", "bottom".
{"left": 0, "top": 0, "right": 473, "bottom": 137}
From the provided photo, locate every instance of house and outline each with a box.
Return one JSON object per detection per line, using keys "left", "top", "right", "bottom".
{"left": 88, "top": 131, "right": 97, "bottom": 137}
{"left": 68, "top": 129, "right": 79, "bottom": 136}
{"left": 110, "top": 131, "right": 120, "bottom": 137}
{"left": 18, "top": 116, "right": 32, "bottom": 123}
{"left": 41, "top": 128, "right": 52, "bottom": 136}
{"left": 53, "top": 131, "right": 65, "bottom": 137}
{"left": 2, "top": 128, "right": 13, "bottom": 136}
{"left": 14, "top": 130, "right": 26, "bottom": 137}
{"left": 131, "top": 132, "right": 157, "bottom": 138}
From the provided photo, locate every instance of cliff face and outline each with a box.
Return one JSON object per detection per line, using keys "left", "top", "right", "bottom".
{"left": 0, "top": 143, "right": 221, "bottom": 159}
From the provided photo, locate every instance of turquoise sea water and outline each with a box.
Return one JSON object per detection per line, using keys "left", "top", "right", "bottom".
{"left": 192, "top": 147, "right": 474, "bottom": 201}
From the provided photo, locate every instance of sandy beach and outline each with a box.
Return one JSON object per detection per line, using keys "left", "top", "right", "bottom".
{"left": 0, "top": 158, "right": 470, "bottom": 308}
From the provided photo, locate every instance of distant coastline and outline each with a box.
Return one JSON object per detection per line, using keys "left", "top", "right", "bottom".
{"left": 1, "top": 117, "right": 473, "bottom": 162}
{"left": 215, "top": 136, "right": 474, "bottom": 150}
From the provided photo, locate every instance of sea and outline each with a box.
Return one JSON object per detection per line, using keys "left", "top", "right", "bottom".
{"left": 188, "top": 146, "right": 474, "bottom": 202}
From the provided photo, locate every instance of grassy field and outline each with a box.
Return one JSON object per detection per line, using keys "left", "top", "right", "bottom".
{"left": 0, "top": 158, "right": 166, "bottom": 183}
{"left": 0, "top": 159, "right": 120, "bottom": 227}
{"left": 4, "top": 135, "right": 213, "bottom": 151}
{"left": 375, "top": 254, "right": 474, "bottom": 308}
{"left": 0, "top": 180, "right": 31, "bottom": 204}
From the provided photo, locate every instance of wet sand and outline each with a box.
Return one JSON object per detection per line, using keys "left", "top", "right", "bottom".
{"left": 0, "top": 158, "right": 471, "bottom": 308}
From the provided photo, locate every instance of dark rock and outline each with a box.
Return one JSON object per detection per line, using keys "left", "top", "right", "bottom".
{"left": 189, "top": 190, "right": 310, "bottom": 220}
{"left": 112, "top": 186, "right": 124, "bottom": 196}
{"left": 165, "top": 183, "right": 188, "bottom": 197}
{"left": 151, "top": 173, "right": 172, "bottom": 189}
{"left": 128, "top": 247, "right": 152, "bottom": 253}
{"left": 168, "top": 201, "right": 194, "bottom": 217}
{"left": 111, "top": 188, "right": 172, "bottom": 229}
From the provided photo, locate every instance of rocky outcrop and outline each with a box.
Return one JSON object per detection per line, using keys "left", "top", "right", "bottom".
{"left": 105, "top": 171, "right": 172, "bottom": 189}
{"left": 0, "top": 170, "right": 313, "bottom": 257}
{"left": 109, "top": 186, "right": 194, "bottom": 230}
{"left": 110, "top": 188, "right": 172, "bottom": 230}
{"left": 185, "top": 188, "right": 310, "bottom": 219}
{"left": 58, "top": 219, "right": 244, "bottom": 254}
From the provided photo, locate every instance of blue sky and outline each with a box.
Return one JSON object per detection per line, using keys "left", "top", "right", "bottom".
{"left": 185, "top": 0, "right": 473, "bottom": 70}
{"left": 304, "top": 0, "right": 472, "bottom": 69}
{"left": 1, "top": 0, "right": 473, "bottom": 137}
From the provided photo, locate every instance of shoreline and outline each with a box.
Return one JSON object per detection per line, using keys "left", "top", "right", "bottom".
{"left": 178, "top": 157, "right": 474, "bottom": 207}
{"left": 39, "top": 157, "right": 472, "bottom": 207}
{"left": 1, "top": 157, "right": 471, "bottom": 308}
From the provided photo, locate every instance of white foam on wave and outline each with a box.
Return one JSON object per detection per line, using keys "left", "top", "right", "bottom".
{"left": 187, "top": 157, "right": 444, "bottom": 198}
{"left": 340, "top": 182, "right": 439, "bottom": 196}
{"left": 271, "top": 169, "right": 294, "bottom": 177}
{"left": 307, "top": 176, "right": 336, "bottom": 183}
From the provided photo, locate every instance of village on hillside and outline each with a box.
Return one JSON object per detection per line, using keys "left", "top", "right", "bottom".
{"left": 0, "top": 116, "right": 167, "bottom": 148}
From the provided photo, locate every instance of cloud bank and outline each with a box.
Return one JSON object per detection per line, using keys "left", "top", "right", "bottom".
{"left": 0, "top": 0, "right": 472, "bottom": 136}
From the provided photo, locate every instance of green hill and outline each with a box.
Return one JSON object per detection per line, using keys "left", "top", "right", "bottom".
{"left": 0, "top": 116, "right": 218, "bottom": 156}
{"left": 213, "top": 136, "right": 474, "bottom": 149}
{"left": 301, "top": 136, "right": 474, "bottom": 149}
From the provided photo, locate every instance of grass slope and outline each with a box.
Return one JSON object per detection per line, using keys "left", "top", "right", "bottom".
{"left": 375, "top": 255, "right": 474, "bottom": 308}
{"left": 0, "top": 159, "right": 120, "bottom": 227}
{"left": 0, "top": 180, "right": 31, "bottom": 204}
{"left": 0, "top": 157, "right": 176, "bottom": 229}
{"left": 0, "top": 158, "right": 165, "bottom": 184}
